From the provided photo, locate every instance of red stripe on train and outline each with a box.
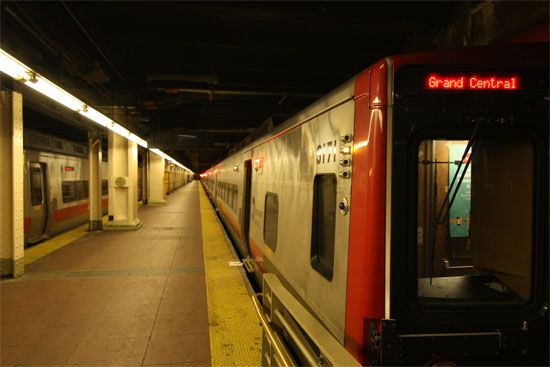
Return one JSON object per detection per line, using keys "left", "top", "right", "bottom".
{"left": 215, "top": 197, "right": 265, "bottom": 272}
{"left": 248, "top": 237, "right": 265, "bottom": 273}
{"left": 216, "top": 199, "right": 242, "bottom": 241}
{"left": 53, "top": 202, "right": 89, "bottom": 222}
{"left": 53, "top": 197, "right": 108, "bottom": 223}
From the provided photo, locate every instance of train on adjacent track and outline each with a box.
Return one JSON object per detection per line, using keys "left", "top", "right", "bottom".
{"left": 23, "top": 130, "right": 192, "bottom": 246}
{"left": 202, "top": 43, "right": 548, "bottom": 366}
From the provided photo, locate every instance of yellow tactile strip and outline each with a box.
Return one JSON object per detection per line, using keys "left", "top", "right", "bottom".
{"left": 24, "top": 216, "right": 109, "bottom": 265}
{"left": 198, "top": 184, "right": 262, "bottom": 366}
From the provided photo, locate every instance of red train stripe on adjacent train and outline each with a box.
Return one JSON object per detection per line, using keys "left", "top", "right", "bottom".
{"left": 53, "top": 202, "right": 89, "bottom": 223}
{"left": 53, "top": 197, "right": 108, "bottom": 223}
{"left": 345, "top": 62, "right": 388, "bottom": 364}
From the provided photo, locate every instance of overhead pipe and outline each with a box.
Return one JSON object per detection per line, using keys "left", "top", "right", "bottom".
{"left": 61, "top": 1, "right": 126, "bottom": 82}
{"left": 147, "top": 73, "right": 219, "bottom": 84}
{"left": 4, "top": 4, "right": 119, "bottom": 104}
{"left": 157, "top": 87, "right": 321, "bottom": 98}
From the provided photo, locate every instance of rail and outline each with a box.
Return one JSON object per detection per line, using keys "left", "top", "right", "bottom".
{"left": 252, "top": 273, "right": 361, "bottom": 367}
{"left": 252, "top": 293, "right": 296, "bottom": 367}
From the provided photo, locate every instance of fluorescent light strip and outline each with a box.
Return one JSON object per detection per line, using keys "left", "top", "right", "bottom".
{"left": 0, "top": 50, "right": 29, "bottom": 80}
{"left": 79, "top": 107, "right": 112, "bottom": 127}
{"left": 0, "top": 48, "right": 148, "bottom": 148}
{"left": 25, "top": 78, "right": 83, "bottom": 111}
{"left": 150, "top": 148, "right": 193, "bottom": 173}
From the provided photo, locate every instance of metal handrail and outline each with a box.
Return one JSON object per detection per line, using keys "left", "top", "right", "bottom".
{"left": 273, "top": 309, "right": 318, "bottom": 366}
{"left": 251, "top": 293, "right": 295, "bottom": 367}
{"left": 443, "top": 258, "right": 474, "bottom": 270}
{"left": 253, "top": 274, "right": 362, "bottom": 367}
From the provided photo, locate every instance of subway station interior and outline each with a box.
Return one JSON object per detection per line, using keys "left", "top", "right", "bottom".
{"left": 0, "top": 2, "right": 548, "bottom": 366}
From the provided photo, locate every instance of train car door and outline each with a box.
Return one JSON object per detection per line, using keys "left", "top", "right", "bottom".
{"left": 27, "top": 162, "right": 48, "bottom": 243}
{"left": 241, "top": 159, "right": 252, "bottom": 249}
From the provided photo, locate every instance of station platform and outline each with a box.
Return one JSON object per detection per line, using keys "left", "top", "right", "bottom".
{"left": 0, "top": 181, "right": 261, "bottom": 366}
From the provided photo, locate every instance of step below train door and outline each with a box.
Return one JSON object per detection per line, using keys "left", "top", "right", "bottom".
{"left": 27, "top": 162, "right": 49, "bottom": 244}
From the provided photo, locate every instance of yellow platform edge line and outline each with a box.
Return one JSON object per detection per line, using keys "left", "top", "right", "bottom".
{"left": 198, "top": 183, "right": 262, "bottom": 367}
{"left": 24, "top": 216, "right": 109, "bottom": 265}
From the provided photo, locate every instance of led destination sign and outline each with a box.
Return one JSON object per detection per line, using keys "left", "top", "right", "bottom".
{"left": 426, "top": 74, "right": 519, "bottom": 90}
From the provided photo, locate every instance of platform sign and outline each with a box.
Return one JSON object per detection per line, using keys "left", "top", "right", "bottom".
{"left": 449, "top": 144, "right": 471, "bottom": 238}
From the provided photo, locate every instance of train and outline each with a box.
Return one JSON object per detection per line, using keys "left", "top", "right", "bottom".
{"left": 201, "top": 43, "right": 548, "bottom": 366}
{"left": 23, "top": 129, "right": 192, "bottom": 246}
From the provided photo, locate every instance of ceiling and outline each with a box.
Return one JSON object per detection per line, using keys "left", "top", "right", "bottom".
{"left": 1, "top": 1, "right": 547, "bottom": 171}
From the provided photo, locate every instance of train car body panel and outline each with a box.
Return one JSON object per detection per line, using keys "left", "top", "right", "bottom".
{"left": 251, "top": 96, "right": 355, "bottom": 342}
{"left": 345, "top": 61, "right": 390, "bottom": 363}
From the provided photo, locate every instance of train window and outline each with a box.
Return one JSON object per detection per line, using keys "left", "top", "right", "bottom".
{"left": 102, "top": 179, "right": 108, "bottom": 195}
{"left": 311, "top": 174, "right": 336, "bottom": 281}
{"left": 29, "top": 167, "right": 43, "bottom": 206}
{"left": 72, "top": 144, "right": 84, "bottom": 155}
{"left": 264, "top": 192, "right": 279, "bottom": 250}
{"left": 417, "top": 138, "right": 534, "bottom": 305}
{"left": 75, "top": 181, "right": 88, "bottom": 200}
{"left": 62, "top": 181, "right": 76, "bottom": 203}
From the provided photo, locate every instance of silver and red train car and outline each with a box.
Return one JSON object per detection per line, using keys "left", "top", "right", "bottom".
{"left": 23, "top": 130, "right": 192, "bottom": 245}
{"left": 23, "top": 130, "right": 109, "bottom": 244}
{"left": 202, "top": 43, "right": 548, "bottom": 365}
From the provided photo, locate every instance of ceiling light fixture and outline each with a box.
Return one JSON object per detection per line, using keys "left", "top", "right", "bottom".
{"left": 0, "top": 49, "right": 194, "bottom": 172}
{"left": 0, "top": 48, "right": 149, "bottom": 149}
{"left": 150, "top": 148, "right": 193, "bottom": 173}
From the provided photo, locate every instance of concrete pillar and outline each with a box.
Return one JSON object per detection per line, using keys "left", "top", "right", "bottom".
{"left": 171, "top": 164, "right": 176, "bottom": 192}
{"left": 0, "top": 91, "right": 24, "bottom": 277}
{"left": 141, "top": 151, "right": 148, "bottom": 205}
{"left": 105, "top": 130, "right": 142, "bottom": 230}
{"left": 88, "top": 130, "right": 103, "bottom": 231}
{"left": 148, "top": 151, "right": 166, "bottom": 205}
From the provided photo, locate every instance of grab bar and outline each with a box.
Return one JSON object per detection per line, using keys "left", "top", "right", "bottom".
{"left": 252, "top": 293, "right": 295, "bottom": 367}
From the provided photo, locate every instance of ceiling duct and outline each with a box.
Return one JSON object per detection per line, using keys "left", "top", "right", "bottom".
{"left": 147, "top": 73, "right": 219, "bottom": 84}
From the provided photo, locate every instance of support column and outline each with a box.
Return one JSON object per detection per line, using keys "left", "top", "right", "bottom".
{"left": 88, "top": 129, "right": 103, "bottom": 231}
{"left": 142, "top": 151, "right": 148, "bottom": 205}
{"left": 171, "top": 164, "right": 175, "bottom": 192}
{"left": 147, "top": 151, "right": 166, "bottom": 205}
{"left": 0, "top": 91, "right": 24, "bottom": 277}
{"left": 105, "top": 130, "right": 142, "bottom": 230}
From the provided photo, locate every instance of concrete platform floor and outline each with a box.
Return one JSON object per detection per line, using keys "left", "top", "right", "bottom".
{"left": 0, "top": 181, "right": 260, "bottom": 366}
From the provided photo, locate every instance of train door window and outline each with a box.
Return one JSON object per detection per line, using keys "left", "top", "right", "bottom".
{"left": 62, "top": 181, "right": 76, "bottom": 203}
{"left": 29, "top": 167, "right": 43, "bottom": 206}
{"left": 311, "top": 174, "right": 336, "bottom": 280}
{"left": 264, "top": 192, "right": 279, "bottom": 250}
{"left": 416, "top": 138, "right": 534, "bottom": 305}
